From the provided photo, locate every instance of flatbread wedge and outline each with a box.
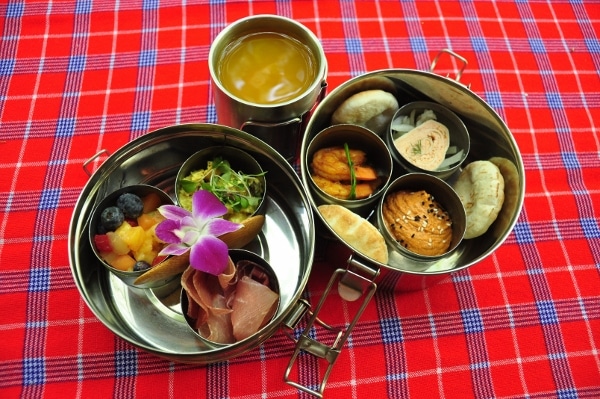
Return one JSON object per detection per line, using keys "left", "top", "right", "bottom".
{"left": 318, "top": 204, "right": 388, "bottom": 264}
{"left": 134, "top": 215, "right": 265, "bottom": 286}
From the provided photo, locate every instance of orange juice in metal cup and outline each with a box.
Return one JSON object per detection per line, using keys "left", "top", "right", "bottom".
{"left": 209, "top": 15, "right": 327, "bottom": 161}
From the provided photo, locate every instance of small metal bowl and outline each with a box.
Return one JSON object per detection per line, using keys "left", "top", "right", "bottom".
{"left": 180, "top": 249, "right": 280, "bottom": 348}
{"left": 175, "top": 146, "right": 267, "bottom": 223}
{"left": 88, "top": 184, "right": 178, "bottom": 289}
{"left": 377, "top": 173, "right": 466, "bottom": 262}
{"left": 387, "top": 101, "right": 470, "bottom": 180}
{"left": 304, "top": 124, "right": 393, "bottom": 217}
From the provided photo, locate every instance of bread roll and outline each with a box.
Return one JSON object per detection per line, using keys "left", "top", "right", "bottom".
{"left": 318, "top": 204, "right": 388, "bottom": 264}
{"left": 331, "top": 90, "right": 399, "bottom": 135}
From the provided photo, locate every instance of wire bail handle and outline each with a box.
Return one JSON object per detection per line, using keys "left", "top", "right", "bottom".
{"left": 283, "top": 254, "right": 380, "bottom": 398}
{"left": 430, "top": 49, "right": 469, "bottom": 85}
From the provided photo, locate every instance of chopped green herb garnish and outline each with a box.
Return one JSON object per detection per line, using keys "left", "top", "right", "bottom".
{"left": 344, "top": 143, "right": 357, "bottom": 200}
{"left": 411, "top": 140, "right": 422, "bottom": 155}
{"left": 178, "top": 156, "right": 266, "bottom": 222}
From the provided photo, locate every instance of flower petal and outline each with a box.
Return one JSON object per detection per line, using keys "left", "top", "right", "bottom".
{"left": 192, "top": 190, "right": 228, "bottom": 220}
{"left": 155, "top": 219, "right": 183, "bottom": 244}
{"left": 159, "top": 243, "right": 190, "bottom": 257}
{"left": 208, "top": 217, "right": 242, "bottom": 237}
{"left": 158, "top": 204, "right": 191, "bottom": 221}
{"left": 189, "top": 235, "right": 230, "bottom": 275}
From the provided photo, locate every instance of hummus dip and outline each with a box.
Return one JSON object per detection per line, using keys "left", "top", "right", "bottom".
{"left": 382, "top": 190, "right": 453, "bottom": 256}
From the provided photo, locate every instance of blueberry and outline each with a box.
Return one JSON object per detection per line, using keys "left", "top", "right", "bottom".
{"left": 117, "top": 193, "right": 144, "bottom": 219}
{"left": 134, "top": 261, "right": 151, "bottom": 272}
{"left": 100, "top": 206, "right": 124, "bottom": 231}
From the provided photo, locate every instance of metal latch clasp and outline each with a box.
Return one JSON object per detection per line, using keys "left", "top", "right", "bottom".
{"left": 283, "top": 256, "right": 380, "bottom": 397}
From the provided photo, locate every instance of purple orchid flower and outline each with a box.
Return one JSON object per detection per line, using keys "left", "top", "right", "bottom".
{"left": 155, "top": 190, "right": 242, "bottom": 275}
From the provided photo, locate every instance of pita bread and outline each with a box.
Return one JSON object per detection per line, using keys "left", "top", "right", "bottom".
{"left": 489, "top": 157, "right": 521, "bottom": 236}
{"left": 318, "top": 204, "right": 388, "bottom": 264}
{"left": 453, "top": 160, "right": 505, "bottom": 239}
{"left": 331, "top": 90, "right": 399, "bottom": 135}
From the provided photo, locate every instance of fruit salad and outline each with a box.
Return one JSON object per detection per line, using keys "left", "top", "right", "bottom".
{"left": 93, "top": 191, "right": 167, "bottom": 272}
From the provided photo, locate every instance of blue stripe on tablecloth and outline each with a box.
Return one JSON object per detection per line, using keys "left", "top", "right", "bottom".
{"left": 29, "top": 267, "right": 51, "bottom": 292}
{"left": 400, "top": 1, "right": 433, "bottom": 70}
{"left": 130, "top": 5, "right": 159, "bottom": 138}
{"left": 536, "top": 300, "right": 559, "bottom": 325}
{"left": 340, "top": 2, "right": 366, "bottom": 75}
{"left": 453, "top": 274, "right": 495, "bottom": 399}
{"left": 208, "top": 361, "right": 230, "bottom": 399}
{"left": 585, "top": 38, "right": 600, "bottom": 53}
{"left": 23, "top": 358, "right": 45, "bottom": 385}
{"left": 581, "top": 218, "right": 600, "bottom": 239}
{"left": 462, "top": 1, "right": 506, "bottom": 118}
{"left": 115, "top": 349, "right": 138, "bottom": 377}
{"left": 380, "top": 318, "right": 403, "bottom": 343}
{"left": 21, "top": 6, "right": 90, "bottom": 398}
{"left": 513, "top": 221, "right": 535, "bottom": 244}
{"left": 461, "top": 308, "right": 485, "bottom": 333}
{"left": 0, "top": 59, "right": 15, "bottom": 76}
{"left": 375, "top": 290, "right": 409, "bottom": 398}
{"left": 6, "top": 1, "right": 25, "bottom": 16}
{"left": 75, "top": 0, "right": 92, "bottom": 14}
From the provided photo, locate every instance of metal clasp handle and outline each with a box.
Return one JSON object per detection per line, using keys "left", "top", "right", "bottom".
{"left": 82, "top": 149, "right": 111, "bottom": 176}
{"left": 430, "top": 49, "right": 468, "bottom": 84}
{"left": 283, "top": 256, "right": 380, "bottom": 397}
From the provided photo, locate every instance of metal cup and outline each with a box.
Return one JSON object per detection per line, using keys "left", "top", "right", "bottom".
{"left": 209, "top": 14, "right": 328, "bottom": 162}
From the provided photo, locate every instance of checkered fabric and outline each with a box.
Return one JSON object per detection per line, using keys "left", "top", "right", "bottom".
{"left": 1, "top": 1, "right": 599, "bottom": 398}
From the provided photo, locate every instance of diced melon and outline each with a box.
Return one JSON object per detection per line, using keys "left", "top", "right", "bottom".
{"left": 110, "top": 254, "right": 137, "bottom": 271}
{"left": 137, "top": 210, "right": 165, "bottom": 230}
{"left": 106, "top": 231, "right": 130, "bottom": 255}
{"left": 100, "top": 251, "right": 136, "bottom": 271}
{"left": 142, "top": 192, "right": 163, "bottom": 213}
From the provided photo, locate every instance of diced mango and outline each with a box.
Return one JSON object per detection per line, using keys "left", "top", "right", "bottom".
{"left": 115, "top": 220, "right": 132, "bottom": 236}
{"left": 115, "top": 222, "right": 145, "bottom": 252}
{"left": 137, "top": 210, "right": 165, "bottom": 230}
{"left": 133, "top": 235, "right": 157, "bottom": 263}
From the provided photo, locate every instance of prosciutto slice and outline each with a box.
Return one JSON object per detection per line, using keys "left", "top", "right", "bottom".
{"left": 182, "top": 257, "right": 279, "bottom": 344}
{"left": 393, "top": 119, "right": 450, "bottom": 171}
{"left": 231, "top": 276, "right": 279, "bottom": 341}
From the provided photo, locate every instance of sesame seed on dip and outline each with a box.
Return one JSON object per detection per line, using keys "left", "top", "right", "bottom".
{"left": 382, "top": 190, "right": 453, "bottom": 256}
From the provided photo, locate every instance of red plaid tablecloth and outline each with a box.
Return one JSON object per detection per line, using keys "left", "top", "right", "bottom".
{"left": 1, "top": 1, "right": 599, "bottom": 398}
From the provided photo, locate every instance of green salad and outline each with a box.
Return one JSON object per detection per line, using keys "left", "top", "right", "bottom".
{"left": 178, "top": 157, "right": 266, "bottom": 223}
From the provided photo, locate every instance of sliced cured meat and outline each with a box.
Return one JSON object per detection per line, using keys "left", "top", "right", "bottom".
{"left": 182, "top": 257, "right": 279, "bottom": 344}
{"left": 231, "top": 276, "right": 279, "bottom": 341}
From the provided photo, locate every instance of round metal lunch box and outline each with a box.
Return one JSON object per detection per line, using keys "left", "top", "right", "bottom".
{"left": 293, "top": 51, "right": 525, "bottom": 396}
{"left": 69, "top": 50, "right": 525, "bottom": 398}
{"left": 69, "top": 124, "right": 315, "bottom": 364}
{"left": 301, "top": 53, "right": 525, "bottom": 289}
